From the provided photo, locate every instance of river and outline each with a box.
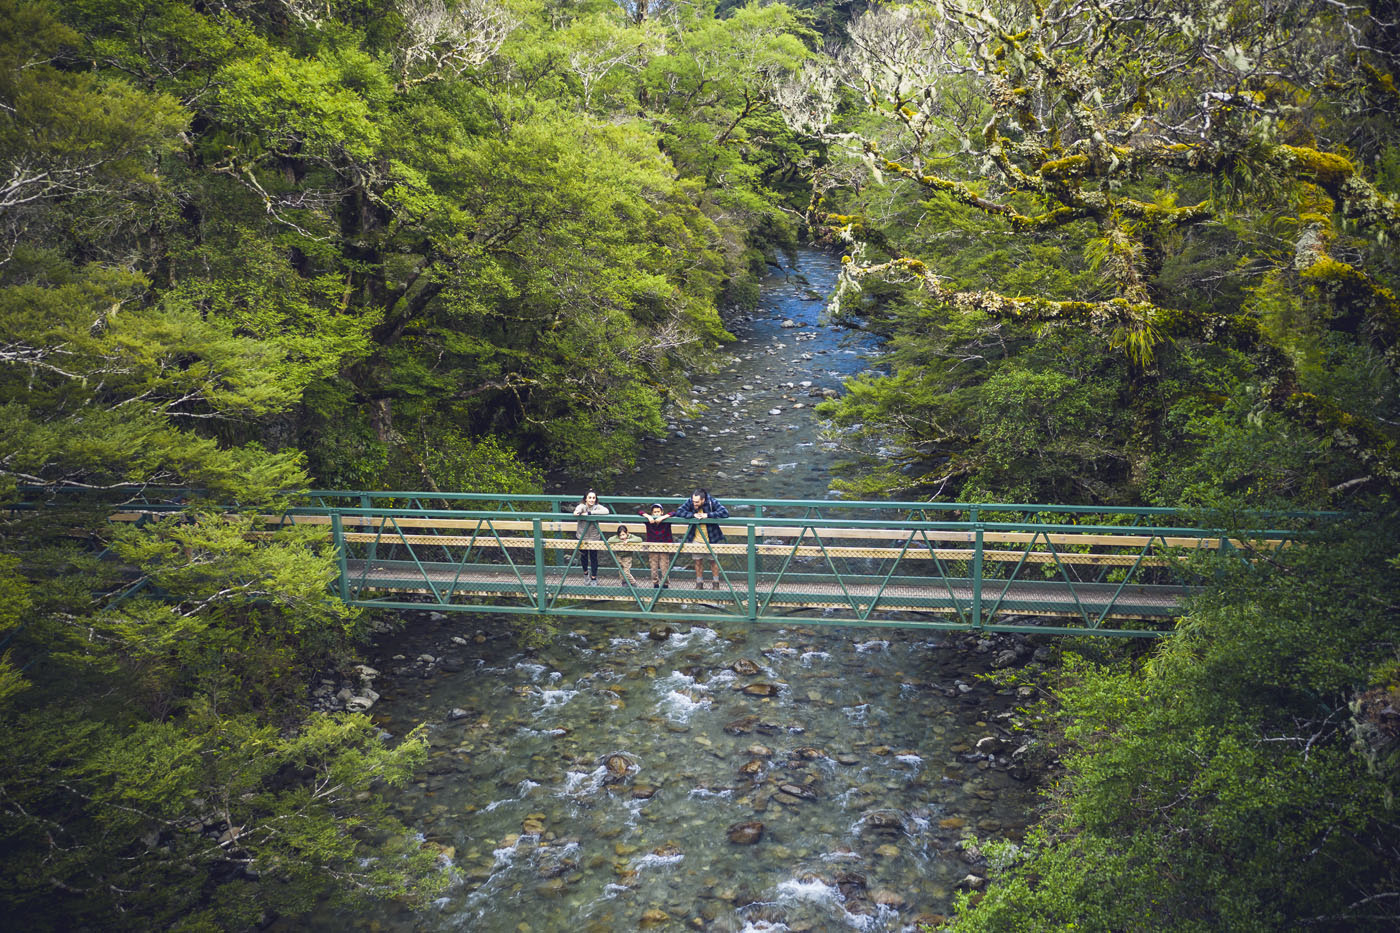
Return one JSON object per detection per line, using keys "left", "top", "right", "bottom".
{"left": 321, "top": 249, "right": 1042, "bottom": 932}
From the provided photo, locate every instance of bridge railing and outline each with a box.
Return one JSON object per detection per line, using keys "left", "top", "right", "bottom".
{"left": 242, "top": 495, "right": 1316, "bottom": 636}
{"left": 298, "top": 489, "right": 1331, "bottom": 524}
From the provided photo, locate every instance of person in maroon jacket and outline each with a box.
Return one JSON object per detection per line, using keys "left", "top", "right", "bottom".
{"left": 637, "top": 502, "right": 675, "bottom": 588}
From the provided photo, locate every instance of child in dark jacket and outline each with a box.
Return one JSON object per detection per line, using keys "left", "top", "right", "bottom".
{"left": 638, "top": 503, "right": 675, "bottom": 588}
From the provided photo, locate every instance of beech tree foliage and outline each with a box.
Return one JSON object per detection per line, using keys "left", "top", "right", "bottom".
{"left": 0, "top": 1, "right": 814, "bottom": 927}
{"left": 781, "top": 0, "right": 1400, "bottom": 502}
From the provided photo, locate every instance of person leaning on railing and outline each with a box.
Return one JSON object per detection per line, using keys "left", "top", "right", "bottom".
{"left": 637, "top": 502, "right": 675, "bottom": 588}
{"left": 606, "top": 524, "right": 641, "bottom": 588}
{"left": 571, "top": 489, "right": 609, "bottom": 585}
{"left": 674, "top": 488, "right": 728, "bottom": 589}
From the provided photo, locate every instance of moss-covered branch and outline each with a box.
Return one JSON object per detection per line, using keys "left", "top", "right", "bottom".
{"left": 846, "top": 256, "right": 1400, "bottom": 488}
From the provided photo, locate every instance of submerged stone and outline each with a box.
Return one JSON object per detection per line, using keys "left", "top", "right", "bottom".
{"left": 778, "top": 783, "right": 818, "bottom": 801}
{"left": 724, "top": 715, "right": 760, "bottom": 735}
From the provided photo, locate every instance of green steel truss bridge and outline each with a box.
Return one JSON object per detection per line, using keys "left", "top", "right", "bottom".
{"left": 112, "top": 492, "right": 1323, "bottom": 638}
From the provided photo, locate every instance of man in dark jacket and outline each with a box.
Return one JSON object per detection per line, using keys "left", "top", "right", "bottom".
{"left": 673, "top": 489, "right": 729, "bottom": 589}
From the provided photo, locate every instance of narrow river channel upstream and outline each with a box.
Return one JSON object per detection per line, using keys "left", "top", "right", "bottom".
{"left": 317, "top": 249, "right": 1043, "bottom": 932}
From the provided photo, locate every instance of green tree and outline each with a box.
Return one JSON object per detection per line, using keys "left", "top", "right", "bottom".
{"left": 0, "top": 4, "right": 451, "bottom": 926}
{"left": 782, "top": 0, "right": 1400, "bottom": 504}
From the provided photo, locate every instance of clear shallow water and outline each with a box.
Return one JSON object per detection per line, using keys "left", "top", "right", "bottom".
{"left": 313, "top": 251, "right": 1039, "bottom": 932}
{"left": 617, "top": 249, "right": 874, "bottom": 502}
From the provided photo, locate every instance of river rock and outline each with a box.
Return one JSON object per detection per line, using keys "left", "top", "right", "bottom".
{"left": 603, "top": 754, "right": 633, "bottom": 777}
{"left": 835, "top": 871, "right": 866, "bottom": 899}
{"left": 742, "top": 683, "right": 780, "bottom": 697}
{"left": 446, "top": 707, "right": 470, "bottom": 721}
{"left": 958, "top": 873, "right": 987, "bottom": 891}
{"left": 875, "top": 843, "right": 900, "bottom": 858}
{"left": 724, "top": 715, "right": 760, "bottom": 735}
{"left": 976, "top": 736, "right": 1004, "bottom": 754}
{"left": 860, "top": 809, "right": 911, "bottom": 836}
{"left": 647, "top": 625, "right": 673, "bottom": 641}
{"left": 731, "top": 658, "right": 761, "bottom": 675}
{"left": 439, "top": 657, "right": 466, "bottom": 673}
{"left": 738, "top": 759, "right": 764, "bottom": 776}
{"left": 726, "top": 821, "right": 764, "bottom": 844}
{"left": 781, "top": 319, "right": 798, "bottom": 327}
{"left": 745, "top": 744, "right": 772, "bottom": 758}
{"left": 778, "top": 783, "right": 818, "bottom": 801}
{"left": 536, "top": 878, "right": 568, "bottom": 897}
{"left": 991, "top": 649, "right": 1019, "bottom": 669}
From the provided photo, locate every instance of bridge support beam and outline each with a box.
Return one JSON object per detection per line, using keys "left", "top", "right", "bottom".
{"left": 746, "top": 525, "right": 757, "bottom": 622}
{"left": 533, "top": 518, "right": 546, "bottom": 611}
{"left": 972, "top": 523, "right": 984, "bottom": 630}
{"left": 332, "top": 513, "right": 350, "bottom": 603}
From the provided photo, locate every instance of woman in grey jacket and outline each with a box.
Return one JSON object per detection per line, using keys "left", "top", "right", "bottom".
{"left": 572, "top": 490, "right": 610, "bottom": 584}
